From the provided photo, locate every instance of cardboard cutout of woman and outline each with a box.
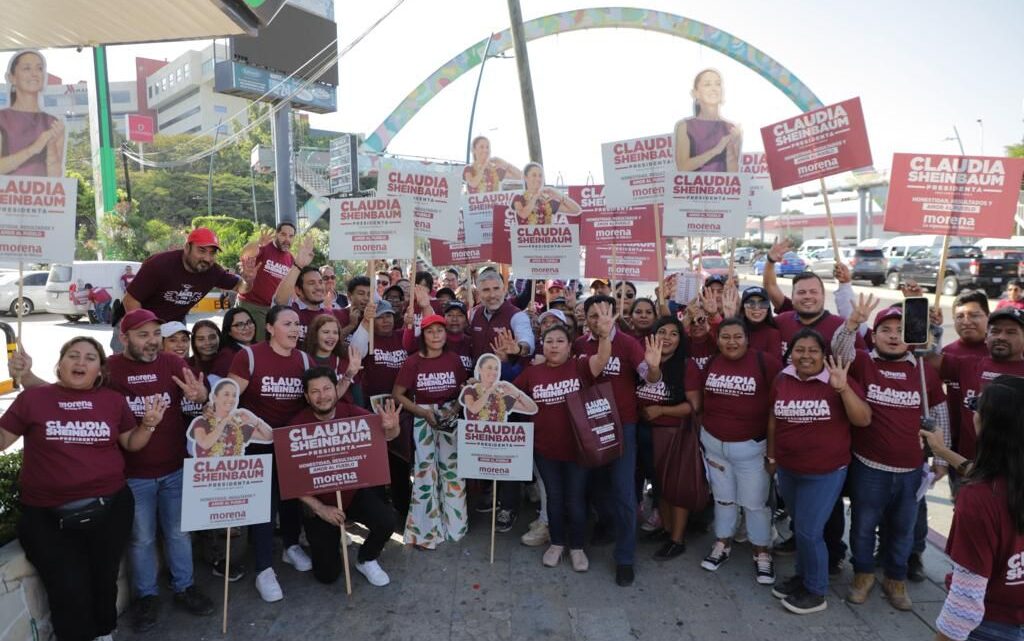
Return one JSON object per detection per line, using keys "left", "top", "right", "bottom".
{"left": 673, "top": 68, "right": 741, "bottom": 173}
{"left": 458, "top": 353, "right": 538, "bottom": 421}
{"left": 0, "top": 50, "right": 66, "bottom": 177}
{"left": 187, "top": 378, "right": 273, "bottom": 457}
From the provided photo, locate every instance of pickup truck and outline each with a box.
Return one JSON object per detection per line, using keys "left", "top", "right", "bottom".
{"left": 892, "top": 245, "right": 1018, "bottom": 297}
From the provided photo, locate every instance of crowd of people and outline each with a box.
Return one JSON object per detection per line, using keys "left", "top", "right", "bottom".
{"left": 0, "top": 225, "right": 1021, "bottom": 641}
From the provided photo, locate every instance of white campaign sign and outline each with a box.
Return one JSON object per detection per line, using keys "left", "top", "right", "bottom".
{"left": 662, "top": 171, "right": 750, "bottom": 238}
{"left": 378, "top": 157, "right": 463, "bottom": 240}
{"left": 510, "top": 224, "right": 580, "bottom": 280}
{"left": 329, "top": 195, "right": 414, "bottom": 260}
{"left": 461, "top": 190, "right": 516, "bottom": 245}
{"left": 0, "top": 176, "right": 77, "bottom": 262}
{"left": 181, "top": 454, "right": 273, "bottom": 532}
{"left": 457, "top": 421, "right": 534, "bottom": 481}
{"left": 600, "top": 133, "right": 674, "bottom": 207}
{"left": 740, "top": 153, "right": 782, "bottom": 217}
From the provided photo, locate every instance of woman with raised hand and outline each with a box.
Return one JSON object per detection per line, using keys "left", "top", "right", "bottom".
{"left": 463, "top": 135, "right": 523, "bottom": 193}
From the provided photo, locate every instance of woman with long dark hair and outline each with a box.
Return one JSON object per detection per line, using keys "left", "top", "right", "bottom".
{"left": 925, "top": 375, "right": 1024, "bottom": 641}
{"left": 303, "top": 312, "right": 361, "bottom": 404}
{"left": 220, "top": 307, "right": 256, "bottom": 353}
{"left": 723, "top": 285, "right": 782, "bottom": 358}
{"left": 189, "top": 319, "right": 234, "bottom": 380}
{"left": 625, "top": 297, "right": 657, "bottom": 340}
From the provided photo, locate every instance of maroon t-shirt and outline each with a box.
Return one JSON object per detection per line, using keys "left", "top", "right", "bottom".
{"left": 309, "top": 353, "right": 356, "bottom": 404}
{"left": 106, "top": 352, "right": 189, "bottom": 479}
{"left": 940, "top": 339, "right": 988, "bottom": 452}
{"left": 946, "top": 477, "right": 1024, "bottom": 625}
{"left": 87, "top": 287, "right": 112, "bottom": 304}
{"left": 940, "top": 354, "right": 1024, "bottom": 461}
{"left": 849, "top": 351, "right": 945, "bottom": 468}
{"left": 394, "top": 351, "right": 467, "bottom": 405}
{"left": 573, "top": 330, "right": 646, "bottom": 424}
{"left": 514, "top": 358, "right": 588, "bottom": 461}
{"left": 362, "top": 332, "right": 408, "bottom": 398}
{"left": 238, "top": 242, "right": 293, "bottom": 307}
{"left": 775, "top": 310, "right": 864, "bottom": 361}
{"left": 0, "top": 385, "right": 136, "bottom": 507}
{"left": 191, "top": 347, "right": 235, "bottom": 380}
{"left": 290, "top": 301, "right": 332, "bottom": 348}
{"left": 127, "top": 249, "right": 239, "bottom": 323}
{"left": 771, "top": 370, "right": 863, "bottom": 475}
{"left": 229, "top": 343, "right": 309, "bottom": 428}
{"left": 288, "top": 404, "right": 372, "bottom": 509}
{"left": 748, "top": 323, "right": 782, "bottom": 357}
{"left": 695, "top": 350, "right": 782, "bottom": 442}
{"left": 684, "top": 334, "right": 717, "bottom": 371}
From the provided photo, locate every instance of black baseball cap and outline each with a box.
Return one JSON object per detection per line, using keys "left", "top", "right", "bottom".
{"left": 989, "top": 307, "right": 1024, "bottom": 327}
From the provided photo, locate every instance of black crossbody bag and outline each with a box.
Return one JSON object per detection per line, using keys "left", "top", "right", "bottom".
{"left": 51, "top": 495, "right": 115, "bottom": 530}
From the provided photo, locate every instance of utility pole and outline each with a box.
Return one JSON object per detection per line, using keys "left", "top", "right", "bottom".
{"left": 506, "top": 0, "right": 543, "bottom": 164}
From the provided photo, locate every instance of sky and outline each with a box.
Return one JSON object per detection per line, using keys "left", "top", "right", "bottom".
{"left": 7, "top": 0, "right": 1024, "bottom": 199}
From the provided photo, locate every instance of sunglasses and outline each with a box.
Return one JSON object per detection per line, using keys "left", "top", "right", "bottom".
{"left": 692, "top": 316, "right": 708, "bottom": 325}
{"left": 965, "top": 395, "right": 979, "bottom": 411}
{"left": 231, "top": 320, "right": 255, "bottom": 329}
{"left": 744, "top": 300, "right": 771, "bottom": 309}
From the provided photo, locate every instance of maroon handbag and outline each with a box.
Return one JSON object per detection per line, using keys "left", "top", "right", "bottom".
{"left": 566, "top": 382, "right": 624, "bottom": 468}
{"left": 659, "top": 421, "right": 710, "bottom": 512}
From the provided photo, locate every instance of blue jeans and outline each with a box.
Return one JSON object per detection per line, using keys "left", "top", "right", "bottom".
{"left": 594, "top": 422, "right": 637, "bottom": 565}
{"left": 127, "top": 469, "right": 194, "bottom": 596}
{"left": 777, "top": 466, "right": 847, "bottom": 596}
{"left": 969, "top": 620, "right": 1024, "bottom": 641}
{"left": 849, "top": 459, "right": 920, "bottom": 580}
{"left": 534, "top": 453, "right": 589, "bottom": 549}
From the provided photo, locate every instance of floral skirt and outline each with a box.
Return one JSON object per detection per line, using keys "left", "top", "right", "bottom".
{"left": 403, "top": 409, "right": 468, "bottom": 548}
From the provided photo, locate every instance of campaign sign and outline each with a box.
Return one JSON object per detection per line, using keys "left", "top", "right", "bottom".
{"left": 274, "top": 414, "right": 391, "bottom": 500}
{"left": 181, "top": 454, "right": 273, "bottom": 531}
{"left": 462, "top": 190, "right": 517, "bottom": 245}
{"left": 572, "top": 184, "right": 657, "bottom": 245}
{"left": 740, "top": 153, "right": 782, "bottom": 217}
{"left": 584, "top": 243, "right": 661, "bottom": 281}
{"left": 662, "top": 171, "right": 750, "bottom": 237}
{"left": 429, "top": 238, "right": 492, "bottom": 266}
{"left": 457, "top": 420, "right": 534, "bottom": 481}
{"left": 378, "top": 157, "right": 463, "bottom": 240}
{"left": 601, "top": 133, "right": 674, "bottom": 207}
{"left": 0, "top": 176, "right": 77, "bottom": 262}
{"left": 510, "top": 224, "right": 580, "bottom": 280}
{"left": 759, "top": 97, "right": 873, "bottom": 190}
{"left": 883, "top": 153, "right": 1024, "bottom": 238}
{"left": 329, "top": 195, "right": 414, "bottom": 260}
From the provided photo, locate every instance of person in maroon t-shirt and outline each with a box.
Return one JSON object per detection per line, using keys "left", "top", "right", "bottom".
{"left": 335, "top": 275, "right": 374, "bottom": 345}
{"left": 290, "top": 366, "right": 401, "bottom": 589}
{"left": 722, "top": 285, "right": 782, "bottom": 358}
{"left": 303, "top": 312, "right": 362, "bottom": 405}
{"left": 994, "top": 278, "right": 1024, "bottom": 311}
{"left": 236, "top": 222, "right": 295, "bottom": 342}
{"left": 766, "top": 328, "right": 871, "bottom": 615}
{"left": 938, "top": 289, "right": 990, "bottom": 470}
{"left": 393, "top": 314, "right": 469, "bottom": 550}
{"left": 125, "top": 227, "right": 256, "bottom": 325}
{"left": 120, "top": 264, "right": 135, "bottom": 294}
{"left": 689, "top": 318, "right": 782, "bottom": 583}
{"left": 925, "top": 375, "right": 1024, "bottom": 641}
{"left": 189, "top": 320, "right": 234, "bottom": 381}
{"left": 84, "top": 283, "right": 113, "bottom": 324}
{"left": 1, "top": 336, "right": 159, "bottom": 641}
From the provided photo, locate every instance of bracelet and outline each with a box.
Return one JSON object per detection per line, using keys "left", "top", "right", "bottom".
{"left": 767, "top": 256, "right": 777, "bottom": 264}
{"left": 956, "top": 459, "right": 972, "bottom": 475}
{"left": 144, "top": 424, "right": 156, "bottom": 432}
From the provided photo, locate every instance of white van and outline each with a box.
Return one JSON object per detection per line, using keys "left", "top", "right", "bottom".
{"left": 798, "top": 239, "right": 831, "bottom": 257}
{"left": 974, "top": 237, "right": 1024, "bottom": 257}
{"left": 45, "top": 260, "right": 141, "bottom": 322}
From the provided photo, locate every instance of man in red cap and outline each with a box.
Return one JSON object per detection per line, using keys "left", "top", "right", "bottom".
{"left": 124, "top": 227, "right": 257, "bottom": 325}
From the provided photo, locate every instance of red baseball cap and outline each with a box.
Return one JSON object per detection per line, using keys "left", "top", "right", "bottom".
{"left": 421, "top": 314, "right": 446, "bottom": 330}
{"left": 186, "top": 227, "right": 221, "bottom": 250}
{"left": 547, "top": 279, "right": 567, "bottom": 290}
{"left": 873, "top": 306, "right": 902, "bottom": 331}
{"left": 121, "top": 309, "right": 163, "bottom": 333}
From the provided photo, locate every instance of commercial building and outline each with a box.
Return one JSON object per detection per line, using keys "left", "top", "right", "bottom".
{"left": 0, "top": 76, "right": 138, "bottom": 135}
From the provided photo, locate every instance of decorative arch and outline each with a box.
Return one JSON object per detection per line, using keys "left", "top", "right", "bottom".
{"left": 363, "top": 7, "right": 823, "bottom": 153}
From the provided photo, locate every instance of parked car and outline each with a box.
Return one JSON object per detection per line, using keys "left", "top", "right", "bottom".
{"left": 733, "top": 246, "right": 756, "bottom": 264}
{"left": 890, "top": 245, "right": 1018, "bottom": 297}
{"left": 807, "top": 248, "right": 856, "bottom": 279}
{"left": 881, "top": 234, "right": 961, "bottom": 287}
{"left": 752, "top": 252, "right": 807, "bottom": 277}
{"left": 847, "top": 248, "right": 888, "bottom": 285}
{"left": 0, "top": 270, "right": 48, "bottom": 316}
{"left": 693, "top": 255, "right": 730, "bottom": 279}
{"left": 45, "top": 260, "right": 140, "bottom": 322}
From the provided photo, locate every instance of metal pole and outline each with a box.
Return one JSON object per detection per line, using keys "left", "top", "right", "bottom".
{"left": 249, "top": 165, "right": 259, "bottom": 225}
{"left": 121, "top": 145, "right": 132, "bottom": 206}
{"left": 208, "top": 117, "right": 223, "bottom": 217}
{"left": 506, "top": 0, "right": 543, "bottom": 164}
{"left": 271, "top": 103, "right": 297, "bottom": 227}
{"left": 466, "top": 33, "right": 496, "bottom": 164}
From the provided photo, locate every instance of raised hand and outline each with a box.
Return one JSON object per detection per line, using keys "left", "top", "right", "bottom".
{"left": 644, "top": 334, "right": 664, "bottom": 370}
{"left": 414, "top": 284, "right": 432, "bottom": 311}
{"left": 721, "top": 283, "right": 740, "bottom": 318}
{"left": 826, "top": 355, "right": 851, "bottom": 393}
{"left": 900, "top": 279, "right": 924, "bottom": 299}
{"left": 141, "top": 394, "right": 170, "bottom": 430}
{"left": 239, "top": 254, "right": 258, "bottom": 285}
{"left": 172, "top": 368, "right": 207, "bottom": 403}
{"left": 833, "top": 261, "right": 852, "bottom": 284}
{"left": 8, "top": 344, "right": 33, "bottom": 380}
{"left": 768, "top": 238, "right": 791, "bottom": 263}
{"left": 381, "top": 398, "right": 402, "bottom": 439}
{"left": 847, "top": 292, "right": 880, "bottom": 327}
{"left": 699, "top": 287, "right": 719, "bottom": 317}
{"left": 345, "top": 344, "right": 363, "bottom": 378}
{"left": 595, "top": 302, "right": 615, "bottom": 338}
{"left": 295, "top": 235, "right": 315, "bottom": 269}
{"left": 361, "top": 300, "right": 376, "bottom": 328}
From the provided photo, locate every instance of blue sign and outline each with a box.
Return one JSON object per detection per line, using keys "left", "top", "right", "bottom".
{"left": 214, "top": 61, "right": 337, "bottom": 114}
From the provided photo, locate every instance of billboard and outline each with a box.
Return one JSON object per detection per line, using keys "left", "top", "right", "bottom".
{"left": 229, "top": 4, "right": 339, "bottom": 86}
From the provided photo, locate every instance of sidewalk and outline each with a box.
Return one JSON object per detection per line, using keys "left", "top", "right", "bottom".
{"left": 117, "top": 502, "right": 951, "bottom": 641}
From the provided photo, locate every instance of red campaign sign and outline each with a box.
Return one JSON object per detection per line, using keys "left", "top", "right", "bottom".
{"left": 568, "top": 184, "right": 657, "bottom": 245}
{"left": 567, "top": 185, "right": 607, "bottom": 211}
{"left": 490, "top": 205, "right": 514, "bottom": 264}
{"left": 126, "top": 114, "right": 154, "bottom": 143}
{"left": 429, "top": 238, "right": 492, "bottom": 266}
{"left": 584, "top": 243, "right": 662, "bottom": 281}
{"left": 273, "top": 414, "right": 391, "bottom": 500}
{"left": 759, "top": 97, "right": 873, "bottom": 190}
{"left": 883, "top": 153, "right": 1024, "bottom": 238}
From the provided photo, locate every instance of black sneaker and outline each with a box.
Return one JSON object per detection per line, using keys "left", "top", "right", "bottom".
{"left": 774, "top": 536, "right": 797, "bottom": 556}
{"left": 212, "top": 559, "right": 245, "bottom": 582}
{"left": 700, "top": 542, "right": 731, "bottom": 571}
{"left": 781, "top": 586, "right": 827, "bottom": 615}
{"left": 653, "top": 540, "right": 686, "bottom": 560}
{"left": 771, "top": 575, "right": 804, "bottom": 599}
{"left": 907, "top": 553, "right": 926, "bottom": 583}
{"left": 495, "top": 508, "right": 517, "bottom": 533}
{"left": 475, "top": 492, "right": 494, "bottom": 513}
{"left": 173, "top": 586, "right": 215, "bottom": 617}
{"left": 131, "top": 595, "right": 160, "bottom": 632}
{"left": 615, "top": 564, "right": 635, "bottom": 587}
{"left": 829, "top": 559, "right": 844, "bottom": 576}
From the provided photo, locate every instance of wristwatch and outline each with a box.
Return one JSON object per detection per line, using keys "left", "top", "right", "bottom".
{"left": 766, "top": 255, "right": 777, "bottom": 264}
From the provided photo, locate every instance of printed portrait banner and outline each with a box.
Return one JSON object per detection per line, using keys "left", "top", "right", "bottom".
{"left": 0, "top": 176, "right": 78, "bottom": 262}
{"left": 461, "top": 190, "right": 517, "bottom": 245}
{"left": 456, "top": 420, "right": 534, "bottom": 481}
{"left": 759, "top": 97, "right": 873, "bottom": 190}
{"left": 601, "top": 133, "right": 674, "bottom": 207}
{"left": 510, "top": 224, "right": 580, "bottom": 280}
{"left": 378, "top": 157, "right": 463, "bottom": 239}
{"left": 181, "top": 454, "right": 273, "bottom": 532}
{"left": 328, "top": 195, "right": 414, "bottom": 260}
{"left": 429, "top": 238, "right": 492, "bottom": 266}
{"left": 274, "top": 414, "right": 392, "bottom": 500}
{"left": 740, "top": 153, "right": 782, "bottom": 217}
{"left": 584, "top": 243, "right": 661, "bottom": 281}
{"left": 883, "top": 153, "right": 1024, "bottom": 238}
{"left": 661, "top": 171, "right": 750, "bottom": 238}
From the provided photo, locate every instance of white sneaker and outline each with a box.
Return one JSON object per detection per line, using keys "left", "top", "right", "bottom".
{"left": 255, "top": 567, "right": 283, "bottom": 602}
{"left": 520, "top": 519, "right": 550, "bottom": 547}
{"left": 355, "top": 559, "right": 390, "bottom": 586}
{"left": 94, "top": 635, "right": 114, "bottom": 641}
{"left": 282, "top": 544, "right": 312, "bottom": 572}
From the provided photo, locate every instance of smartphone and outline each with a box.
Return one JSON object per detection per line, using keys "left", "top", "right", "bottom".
{"left": 902, "top": 297, "right": 930, "bottom": 345}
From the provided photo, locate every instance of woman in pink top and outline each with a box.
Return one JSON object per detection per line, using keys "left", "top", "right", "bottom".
{"left": 673, "top": 68, "right": 740, "bottom": 173}
{"left": 0, "top": 50, "right": 65, "bottom": 176}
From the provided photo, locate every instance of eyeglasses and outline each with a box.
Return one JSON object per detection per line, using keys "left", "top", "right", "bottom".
{"left": 231, "top": 320, "right": 255, "bottom": 329}
{"left": 954, "top": 312, "right": 986, "bottom": 322}
{"left": 323, "top": 275, "right": 336, "bottom": 281}
{"left": 965, "top": 395, "right": 979, "bottom": 411}
{"left": 744, "top": 300, "right": 771, "bottom": 309}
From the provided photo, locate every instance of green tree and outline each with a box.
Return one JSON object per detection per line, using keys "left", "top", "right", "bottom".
{"left": 1007, "top": 143, "right": 1024, "bottom": 158}
{"left": 190, "top": 215, "right": 258, "bottom": 272}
